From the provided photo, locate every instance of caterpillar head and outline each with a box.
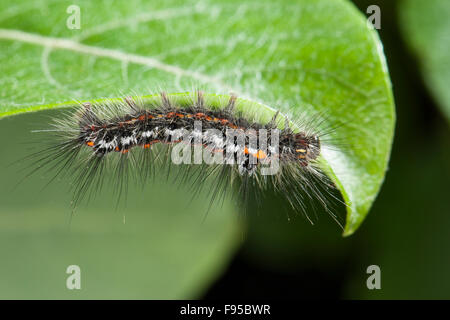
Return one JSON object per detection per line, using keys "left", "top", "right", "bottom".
{"left": 294, "top": 133, "right": 321, "bottom": 162}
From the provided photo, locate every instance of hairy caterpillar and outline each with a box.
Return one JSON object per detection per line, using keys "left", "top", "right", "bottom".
{"left": 26, "top": 91, "right": 344, "bottom": 226}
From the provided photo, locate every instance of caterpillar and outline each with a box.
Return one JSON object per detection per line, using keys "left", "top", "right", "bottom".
{"left": 27, "top": 91, "right": 343, "bottom": 225}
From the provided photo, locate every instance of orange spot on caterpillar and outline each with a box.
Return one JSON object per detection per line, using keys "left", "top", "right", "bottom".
{"left": 86, "top": 141, "right": 94, "bottom": 147}
{"left": 143, "top": 144, "right": 151, "bottom": 149}
{"left": 139, "top": 115, "right": 146, "bottom": 121}
{"left": 255, "top": 150, "right": 267, "bottom": 159}
{"left": 115, "top": 147, "right": 120, "bottom": 151}
{"left": 122, "top": 150, "right": 129, "bottom": 154}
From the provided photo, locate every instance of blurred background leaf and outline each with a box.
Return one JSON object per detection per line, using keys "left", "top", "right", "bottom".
{"left": 399, "top": 0, "right": 450, "bottom": 122}
{"left": 0, "top": 111, "right": 242, "bottom": 299}
{"left": 0, "top": 0, "right": 395, "bottom": 298}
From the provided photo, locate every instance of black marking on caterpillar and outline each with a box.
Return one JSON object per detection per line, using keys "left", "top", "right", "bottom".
{"left": 24, "top": 91, "right": 345, "bottom": 227}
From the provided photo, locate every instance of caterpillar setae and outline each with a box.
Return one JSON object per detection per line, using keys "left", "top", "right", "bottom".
{"left": 26, "top": 91, "right": 344, "bottom": 226}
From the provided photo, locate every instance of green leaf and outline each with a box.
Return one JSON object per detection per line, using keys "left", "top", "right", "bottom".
{"left": 0, "top": 0, "right": 394, "bottom": 297}
{"left": 399, "top": 0, "right": 450, "bottom": 122}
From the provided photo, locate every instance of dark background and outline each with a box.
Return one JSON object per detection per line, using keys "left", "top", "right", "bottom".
{"left": 205, "top": 0, "right": 450, "bottom": 299}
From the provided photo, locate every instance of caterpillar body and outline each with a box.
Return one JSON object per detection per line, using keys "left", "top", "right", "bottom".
{"left": 79, "top": 92, "right": 320, "bottom": 173}
{"left": 28, "top": 91, "right": 342, "bottom": 225}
